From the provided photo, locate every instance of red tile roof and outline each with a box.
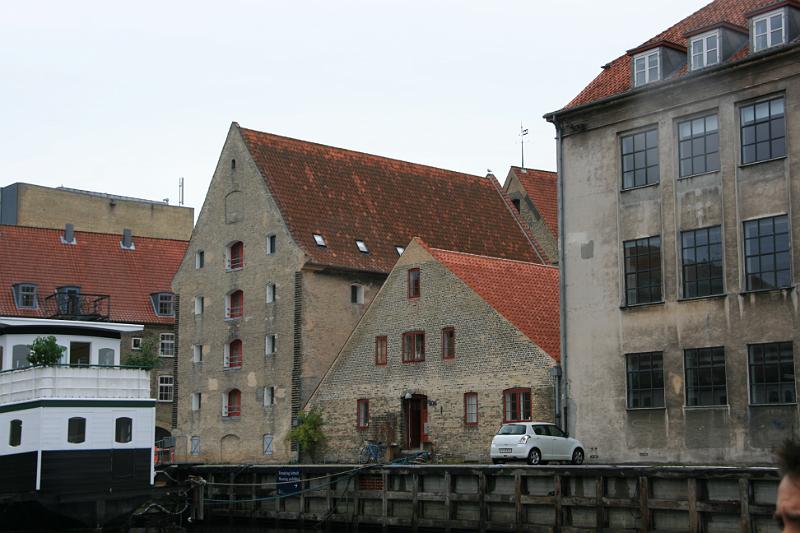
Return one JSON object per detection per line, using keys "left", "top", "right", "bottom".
{"left": 238, "top": 126, "right": 545, "bottom": 273}
{"left": 427, "top": 243, "right": 560, "bottom": 361}
{"left": 508, "top": 167, "right": 558, "bottom": 240}
{"left": 564, "top": 0, "right": 779, "bottom": 110}
{"left": 0, "top": 225, "right": 188, "bottom": 324}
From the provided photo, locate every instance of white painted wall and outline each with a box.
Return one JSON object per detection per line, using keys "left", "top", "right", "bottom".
{"left": 0, "top": 332, "right": 122, "bottom": 370}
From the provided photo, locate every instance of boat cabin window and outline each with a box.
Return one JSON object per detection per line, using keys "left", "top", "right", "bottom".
{"left": 115, "top": 417, "right": 132, "bottom": 443}
{"left": 9, "top": 419, "right": 22, "bottom": 447}
{"left": 68, "top": 417, "right": 86, "bottom": 443}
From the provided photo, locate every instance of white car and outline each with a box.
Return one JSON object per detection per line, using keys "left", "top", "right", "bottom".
{"left": 490, "top": 422, "right": 584, "bottom": 465}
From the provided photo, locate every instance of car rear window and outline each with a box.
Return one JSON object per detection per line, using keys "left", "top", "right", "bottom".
{"left": 497, "top": 424, "right": 527, "bottom": 435}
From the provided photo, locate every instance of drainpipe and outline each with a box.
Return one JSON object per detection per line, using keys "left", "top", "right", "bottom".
{"left": 555, "top": 119, "right": 568, "bottom": 433}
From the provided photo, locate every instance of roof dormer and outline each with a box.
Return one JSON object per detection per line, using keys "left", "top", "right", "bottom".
{"left": 747, "top": 1, "right": 800, "bottom": 53}
{"left": 684, "top": 22, "right": 748, "bottom": 71}
{"left": 627, "top": 42, "right": 686, "bottom": 88}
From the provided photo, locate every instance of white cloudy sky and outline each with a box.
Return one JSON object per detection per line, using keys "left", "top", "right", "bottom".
{"left": 1, "top": 1, "right": 708, "bottom": 214}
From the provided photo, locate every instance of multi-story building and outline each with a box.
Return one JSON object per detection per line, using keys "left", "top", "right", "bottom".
{"left": 504, "top": 166, "right": 559, "bottom": 263}
{"left": 0, "top": 224, "right": 188, "bottom": 439}
{"left": 546, "top": 0, "right": 800, "bottom": 463}
{"left": 0, "top": 182, "right": 194, "bottom": 240}
{"left": 308, "top": 238, "right": 560, "bottom": 463}
{"left": 172, "top": 123, "right": 545, "bottom": 463}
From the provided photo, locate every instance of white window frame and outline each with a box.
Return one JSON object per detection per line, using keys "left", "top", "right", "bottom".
{"left": 195, "top": 250, "right": 204, "bottom": 269}
{"left": 313, "top": 234, "right": 326, "bottom": 247}
{"left": 264, "top": 386, "right": 275, "bottom": 406}
{"left": 14, "top": 284, "right": 38, "bottom": 309}
{"left": 194, "top": 296, "right": 204, "bottom": 315}
{"left": 266, "top": 283, "right": 276, "bottom": 304}
{"left": 160, "top": 333, "right": 175, "bottom": 357}
{"left": 633, "top": 50, "right": 660, "bottom": 87}
{"left": 266, "top": 334, "right": 277, "bottom": 356}
{"left": 266, "top": 234, "right": 277, "bottom": 255}
{"left": 690, "top": 30, "right": 720, "bottom": 70}
{"left": 191, "top": 392, "right": 202, "bottom": 411}
{"left": 190, "top": 436, "right": 201, "bottom": 455}
{"left": 753, "top": 10, "right": 785, "bottom": 52}
{"left": 131, "top": 337, "right": 142, "bottom": 351}
{"left": 351, "top": 284, "right": 364, "bottom": 304}
{"left": 192, "top": 344, "right": 203, "bottom": 363}
{"left": 153, "top": 293, "right": 175, "bottom": 316}
{"left": 263, "top": 433, "right": 274, "bottom": 455}
{"left": 355, "top": 239, "right": 369, "bottom": 253}
{"left": 158, "top": 375, "right": 174, "bottom": 402}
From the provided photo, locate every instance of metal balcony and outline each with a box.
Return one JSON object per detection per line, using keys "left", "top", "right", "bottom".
{"left": 42, "top": 293, "right": 111, "bottom": 321}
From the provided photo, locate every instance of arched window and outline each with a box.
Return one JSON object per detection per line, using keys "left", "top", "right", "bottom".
{"left": 224, "top": 389, "right": 241, "bottom": 417}
{"left": 115, "top": 417, "right": 133, "bottom": 443}
{"left": 68, "top": 417, "right": 86, "bottom": 443}
{"left": 225, "top": 339, "right": 243, "bottom": 369}
{"left": 226, "top": 290, "right": 244, "bottom": 319}
{"left": 227, "top": 241, "right": 244, "bottom": 270}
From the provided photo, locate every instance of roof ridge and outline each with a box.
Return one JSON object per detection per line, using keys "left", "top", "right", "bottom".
{"left": 238, "top": 125, "right": 487, "bottom": 184}
{"left": 512, "top": 166, "right": 557, "bottom": 177}
{"left": 429, "top": 246, "right": 559, "bottom": 271}
{"left": 0, "top": 224, "right": 190, "bottom": 243}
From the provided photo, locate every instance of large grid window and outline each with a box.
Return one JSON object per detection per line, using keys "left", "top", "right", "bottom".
{"left": 621, "top": 129, "right": 659, "bottom": 189}
{"left": 741, "top": 96, "right": 785, "bottom": 164}
{"left": 503, "top": 388, "right": 532, "bottom": 422}
{"left": 13, "top": 284, "right": 37, "bottom": 309}
{"left": 158, "top": 376, "right": 175, "bottom": 402}
{"left": 626, "top": 352, "right": 664, "bottom": 409}
{"left": 679, "top": 114, "right": 720, "bottom": 177}
{"left": 749, "top": 342, "right": 796, "bottom": 404}
{"left": 624, "top": 236, "right": 662, "bottom": 305}
{"left": 681, "top": 226, "right": 724, "bottom": 298}
{"left": 744, "top": 215, "right": 791, "bottom": 291}
{"left": 685, "top": 347, "right": 727, "bottom": 406}
{"left": 402, "top": 331, "right": 425, "bottom": 363}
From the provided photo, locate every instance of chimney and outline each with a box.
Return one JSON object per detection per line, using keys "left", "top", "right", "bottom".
{"left": 61, "top": 223, "right": 76, "bottom": 245}
{"left": 121, "top": 228, "right": 135, "bottom": 250}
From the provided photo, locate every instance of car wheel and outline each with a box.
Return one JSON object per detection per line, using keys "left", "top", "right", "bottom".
{"left": 492, "top": 458, "right": 504, "bottom": 465}
{"left": 571, "top": 448, "right": 585, "bottom": 465}
{"left": 526, "top": 448, "right": 542, "bottom": 465}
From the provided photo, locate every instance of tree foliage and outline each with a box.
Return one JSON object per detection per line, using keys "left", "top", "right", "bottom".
{"left": 27, "top": 336, "right": 66, "bottom": 366}
{"left": 125, "top": 335, "right": 161, "bottom": 369}
{"left": 287, "top": 408, "right": 328, "bottom": 463}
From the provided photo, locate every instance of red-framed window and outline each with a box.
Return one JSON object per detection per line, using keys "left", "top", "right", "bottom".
{"left": 442, "top": 327, "right": 455, "bottom": 359}
{"left": 226, "top": 339, "right": 242, "bottom": 368}
{"left": 225, "top": 389, "right": 241, "bottom": 417}
{"left": 464, "top": 392, "right": 478, "bottom": 426}
{"left": 227, "top": 241, "right": 244, "bottom": 270}
{"left": 402, "top": 331, "right": 425, "bottom": 363}
{"left": 375, "top": 336, "right": 387, "bottom": 366}
{"left": 407, "top": 268, "right": 420, "bottom": 299}
{"left": 503, "top": 388, "right": 532, "bottom": 422}
{"left": 227, "top": 290, "right": 244, "bottom": 318}
{"left": 357, "top": 399, "right": 369, "bottom": 428}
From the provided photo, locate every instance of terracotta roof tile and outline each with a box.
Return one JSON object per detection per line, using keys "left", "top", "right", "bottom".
{"left": 238, "top": 127, "right": 544, "bottom": 272}
{"left": 509, "top": 167, "right": 558, "bottom": 240}
{"left": 0, "top": 225, "right": 188, "bottom": 324}
{"left": 564, "top": 0, "right": 781, "bottom": 110}
{"left": 427, "top": 244, "right": 560, "bottom": 361}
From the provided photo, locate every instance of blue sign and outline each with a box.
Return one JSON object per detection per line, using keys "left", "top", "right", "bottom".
{"left": 277, "top": 468, "right": 301, "bottom": 496}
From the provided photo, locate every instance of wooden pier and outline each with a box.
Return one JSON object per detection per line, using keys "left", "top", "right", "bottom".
{"left": 172, "top": 463, "right": 780, "bottom": 532}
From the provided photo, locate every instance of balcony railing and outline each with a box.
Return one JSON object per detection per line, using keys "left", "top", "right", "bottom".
{"left": 0, "top": 365, "right": 151, "bottom": 405}
{"left": 42, "top": 293, "right": 111, "bottom": 321}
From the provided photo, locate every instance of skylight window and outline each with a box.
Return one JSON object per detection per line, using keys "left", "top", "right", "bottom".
{"left": 633, "top": 50, "right": 660, "bottom": 87}
{"left": 395, "top": 246, "right": 405, "bottom": 255}
{"left": 356, "top": 240, "right": 369, "bottom": 253}
{"left": 313, "top": 234, "right": 326, "bottom": 247}
{"left": 753, "top": 11, "right": 785, "bottom": 52}
{"left": 690, "top": 30, "right": 719, "bottom": 70}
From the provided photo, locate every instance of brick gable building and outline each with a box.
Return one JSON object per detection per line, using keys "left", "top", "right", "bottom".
{"left": 0, "top": 225, "right": 188, "bottom": 437}
{"left": 308, "top": 238, "right": 560, "bottom": 463}
{"left": 173, "top": 123, "right": 545, "bottom": 463}
{"left": 504, "top": 167, "right": 559, "bottom": 263}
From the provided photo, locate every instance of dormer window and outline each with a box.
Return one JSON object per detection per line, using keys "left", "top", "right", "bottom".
{"left": 313, "top": 234, "right": 326, "bottom": 247}
{"left": 633, "top": 50, "right": 660, "bottom": 87}
{"left": 355, "top": 240, "right": 369, "bottom": 253}
{"left": 12, "top": 284, "right": 37, "bottom": 309}
{"left": 151, "top": 292, "right": 175, "bottom": 316}
{"left": 690, "top": 30, "right": 719, "bottom": 70}
{"left": 753, "top": 11, "right": 784, "bottom": 52}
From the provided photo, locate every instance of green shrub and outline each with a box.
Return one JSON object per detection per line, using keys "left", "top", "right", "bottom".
{"left": 27, "top": 336, "right": 66, "bottom": 366}
{"left": 287, "top": 408, "right": 327, "bottom": 463}
{"left": 125, "top": 335, "right": 161, "bottom": 369}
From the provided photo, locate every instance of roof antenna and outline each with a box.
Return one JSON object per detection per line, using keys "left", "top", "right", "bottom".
{"left": 179, "top": 177, "right": 185, "bottom": 206}
{"left": 519, "top": 122, "right": 529, "bottom": 168}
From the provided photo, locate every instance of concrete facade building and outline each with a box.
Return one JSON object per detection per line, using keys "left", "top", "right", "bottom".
{"left": 0, "top": 183, "right": 194, "bottom": 241}
{"left": 504, "top": 167, "right": 559, "bottom": 264}
{"left": 0, "top": 225, "right": 187, "bottom": 438}
{"left": 307, "top": 238, "right": 560, "bottom": 463}
{"left": 546, "top": 0, "right": 800, "bottom": 464}
{"left": 172, "top": 123, "right": 545, "bottom": 464}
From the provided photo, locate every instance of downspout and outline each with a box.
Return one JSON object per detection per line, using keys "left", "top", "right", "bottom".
{"left": 554, "top": 119, "right": 568, "bottom": 433}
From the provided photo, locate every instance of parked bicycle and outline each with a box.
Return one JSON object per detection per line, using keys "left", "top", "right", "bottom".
{"left": 358, "top": 440, "right": 386, "bottom": 464}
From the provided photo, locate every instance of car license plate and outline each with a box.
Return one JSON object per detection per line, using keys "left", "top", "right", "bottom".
{"left": 499, "top": 448, "right": 512, "bottom": 453}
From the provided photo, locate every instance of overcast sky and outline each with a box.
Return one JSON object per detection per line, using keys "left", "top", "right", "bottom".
{"left": 1, "top": 1, "right": 709, "bottom": 215}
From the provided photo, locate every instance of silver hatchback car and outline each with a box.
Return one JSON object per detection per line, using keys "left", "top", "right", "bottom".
{"left": 490, "top": 422, "right": 584, "bottom": 465}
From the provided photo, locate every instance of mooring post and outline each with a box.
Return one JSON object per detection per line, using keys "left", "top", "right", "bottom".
{"left": 478, "top": 470, "right": 487, "bottom": 533}
{"left": 739, "top": 477, "right": 750, "bottom": 533}
{"left": 554, "top": 474, "right": 562, "bottom": 529}
{"left": 639, "top": 476, "right": 650, "bottom": 533}
{"left": 688, "top": 477, "right": 699, "bottom": 532}
{"left": 596, "top": 475, "right": 605, "bottom": 530}
{"left": 411, "top": 471, "right": 419, "bottom": 533}
{"left": 444, "top": 470, "right": 453, "bottom": 533}
{"left": 382, "top": 470, "right": 388, "bottom": 533}
{"left": 515, "top": 471, "right": 523, "bottom": 533}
